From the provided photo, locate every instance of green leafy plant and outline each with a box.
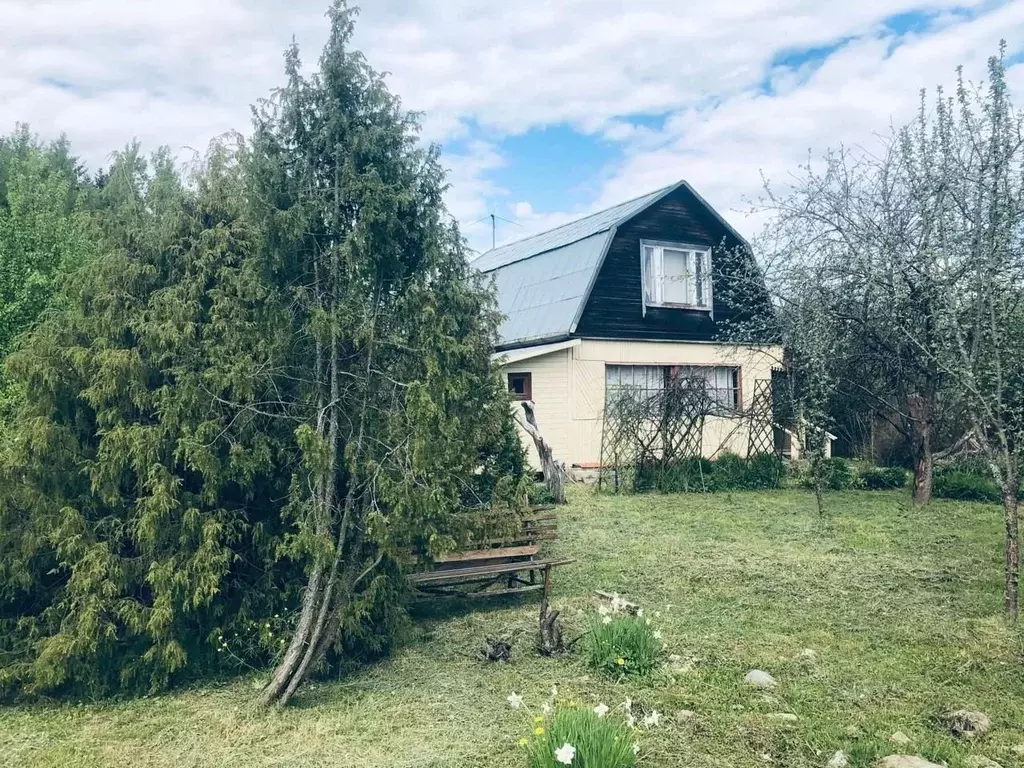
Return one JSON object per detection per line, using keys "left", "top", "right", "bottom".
{"left": 858, "top": 466, "right": 908, "bottom": 490}
{"left": 934, "top": 470, "right": 1001, "bottom": 502}
{"left": 743, "top": 452, "right": 787, "bottom": 489}
{"left": 584, "top": 614, "right": 662, "bottom": 679}
{"left": 524, "top": 707, "right": 638, "bottom": 768}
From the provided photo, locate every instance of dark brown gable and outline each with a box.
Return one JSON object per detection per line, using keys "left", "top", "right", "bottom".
{"left": 573, "top": 185, "right": 753, "bottom": 342}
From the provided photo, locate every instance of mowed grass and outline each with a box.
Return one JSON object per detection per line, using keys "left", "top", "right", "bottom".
{"left": 3, "top": 488, "right": 1024, "bottom": 768}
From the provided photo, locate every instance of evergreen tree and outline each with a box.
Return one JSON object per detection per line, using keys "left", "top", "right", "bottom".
{"left": 0, "top": 4, "right": 525, "bottom": 699}
{"left": 0, "top": 126, "right": 95, "bottom": 422}
{"left": 247, "top": 1, "right": 523, "bottom": 706}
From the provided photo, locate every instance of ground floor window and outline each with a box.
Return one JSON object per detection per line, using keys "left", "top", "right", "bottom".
{"left": 507, "top": 371, "right": 532, "bottom": 401}
{"left": 605, "top": 364, "right": 740, "bottom": 409}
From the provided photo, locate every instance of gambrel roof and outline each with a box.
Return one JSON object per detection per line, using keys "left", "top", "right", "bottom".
{"left": 472, "top": 180, "right": 747, "bottom": 349}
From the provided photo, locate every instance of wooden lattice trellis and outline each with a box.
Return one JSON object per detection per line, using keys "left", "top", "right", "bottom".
{"left": 747, "top": 378, "right": 776, "bottom": 456}
{"left": 599, "top": 375, "right": 781, "bottom": 494}
{"left": 598, "top": 378, "right": 713, "bottom": 493}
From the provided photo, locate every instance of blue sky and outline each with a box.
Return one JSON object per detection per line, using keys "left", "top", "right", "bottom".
{"left": 3, "top": 0, "right": 1023, "bottom": 253}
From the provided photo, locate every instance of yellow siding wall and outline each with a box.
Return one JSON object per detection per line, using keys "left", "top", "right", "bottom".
{"left": 504, "top": 348, "right": 572, "bottom": 468}
{"left": 502, "top": 339, "right": 782, "bottom": 469}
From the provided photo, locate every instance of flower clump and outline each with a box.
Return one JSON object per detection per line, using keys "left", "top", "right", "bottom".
{"left": 508, "top": 690, "right": 640, "bottom": 767}
{"left": 584, "top": 594, "right": 664, "bottom": 679}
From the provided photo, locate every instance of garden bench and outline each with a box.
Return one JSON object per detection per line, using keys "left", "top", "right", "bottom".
{"left": 407, "top": 507, "right": 574, "bottom": 600}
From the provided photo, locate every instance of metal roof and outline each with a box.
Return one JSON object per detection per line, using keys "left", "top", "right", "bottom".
{"left": 473, "top": 180, "right": 747, "bottom": 349}
{"left": 473, "top": 183, "right": 677, "bottom": 272}
{"left": 486, "top": 231, "right": 609, "bottom": 348}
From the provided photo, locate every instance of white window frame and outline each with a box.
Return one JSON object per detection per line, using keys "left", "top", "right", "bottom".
{"left": 640, "top": 239, "right": 713, "bottom": 315}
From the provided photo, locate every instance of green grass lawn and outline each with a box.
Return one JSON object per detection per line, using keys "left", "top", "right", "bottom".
{"left": 3, "top": 488, "right": 1023, "bottom": 767}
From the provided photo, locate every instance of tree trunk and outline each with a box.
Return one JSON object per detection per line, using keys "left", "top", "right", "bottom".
{"left": 1001, "top": 460, "right": 1020, "bottom": 622}
{"left": 518, "top": 400, "right": 566, "bottom": 504}
{"left": 1003, "top": 493, "right": 1020, "bottom": 622}
{"left": 908, "top": 393, "right": 934, "bottom": 505}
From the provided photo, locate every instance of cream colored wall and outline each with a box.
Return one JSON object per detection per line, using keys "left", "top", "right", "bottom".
{"left": 504, "top": 348, "right": 573, "bottom": 469}
{"left": 569, "top": 339, "right": 782, "bottom": 464}
{"left": 502, "top": 339, "right": 783, "bottom": 469}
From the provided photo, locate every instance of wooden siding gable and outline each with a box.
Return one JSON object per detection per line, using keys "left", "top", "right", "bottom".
{"left": 573, "top": 185, "right": 769, "bottom": 343}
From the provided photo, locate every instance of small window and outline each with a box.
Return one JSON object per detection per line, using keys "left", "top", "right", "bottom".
{"left": 508, "top": 372, "right": 532, "bottom": 401}
{"left": 642, "top": 241, "right": 711, "bottom": 310}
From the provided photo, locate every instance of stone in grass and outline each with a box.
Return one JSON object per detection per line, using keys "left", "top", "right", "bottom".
{"left": 888, "top": 731, "right": 912, "bottom": 748}
{"left": 1013, "top": 745, "right": 1024, "bottom": 757}
{"left": 675, "top": 710, "right": 697, "bottom": 724}
{"left": 964, "top": 757, "right": 1003, "bottom": 768}
{"left": 744, "top": 669, "right": 778, "bottom": 689}
{"left": 826, "top": 751, "right": 849, "bottom": 768}
{"left": 875, "top": 758, "right": 945, "bottom": 768}
{"left": 940, "top": 710, "right": 991, "bottom": 740}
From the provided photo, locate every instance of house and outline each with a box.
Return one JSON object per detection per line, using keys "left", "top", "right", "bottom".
{"left": 474, "top": 180, "right": 788, "bottom": 471}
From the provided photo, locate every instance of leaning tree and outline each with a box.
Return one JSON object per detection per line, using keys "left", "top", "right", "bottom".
{"left": 249, "top": 2, "right": 525, "bottom": 705}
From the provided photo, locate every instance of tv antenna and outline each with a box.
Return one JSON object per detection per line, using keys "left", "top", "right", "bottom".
{"left": 471, "top": 212, "right": 521, "bottom": 250}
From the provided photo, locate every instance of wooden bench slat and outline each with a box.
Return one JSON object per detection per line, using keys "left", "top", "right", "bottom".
{"left": 407, "top": 557, "right": 575, "bottom": 585}
{"left": 434, "top": 544, "right": 540, "bottom": 564}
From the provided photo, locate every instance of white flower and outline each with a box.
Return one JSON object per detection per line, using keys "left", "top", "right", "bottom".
{"left": 645, "top": 617, "right": 652, "bottom": 625}
{"left": 632, "top": 743, "right": 641, "bottom": 755}
{"left": 541, "top": 701, "right": 553, "bottom": 715}
{"left": 643, "top": 710, "right": 661, "bottom": 728}
{"left": 636, "top": 608, "right": 644, "bottom": 618}
{"left": 653, "top": 630, "right": 663, "bottom": 641}
{"left": 554, "top": 743, "right": 576, "bottom": 765}
{"left": 597, "top": 604, "right": 610, "bottom": 616}
{"left": 610, "top": 594, "right": 626, "bottom": 613}
{"left": 507, "top": 692, "right": 523, "bottom": 709}
{"left": 620, "top": 698, "right": 633, "bottom": 711}
{"left": 602, "top": 615, "right": 612, "bottom": 625}
{"left": 626, "top": 713, "right": 636, "bottom": 728}
{"left": 551, "top": 685, "right": 558, "bottom": 699}
{"left": 594, "top": 703, "right": 609, "bottom": 718}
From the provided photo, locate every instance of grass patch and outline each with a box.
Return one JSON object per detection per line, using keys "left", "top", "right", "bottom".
{"left": 2, "top": 488, "right": 1023, "bottom": 767}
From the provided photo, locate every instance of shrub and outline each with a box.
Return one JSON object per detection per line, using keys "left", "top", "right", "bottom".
{"left": 934, "top": 470, "right": 1001, "bottom": 502}
{"left": 584, "top": 615, "right": 662, "bottom": 679}
{"left": 858, "top": 466, "right": 908, "bottom": 490}
{"left": 529, "top": 483, "right": 560, "bottom": 506}
{"left": 714, "top": 452, "right": 749, "bottom": 489}
{"left": 636, "top": 456, "right": 716, "bottom": 493}
{"left": 744, "top": 452, "right": 787, "bottom": 489}
{"left": 631, "top": 453, "right": 785, "bottom": 494}
{"left": 524, "top": 707, "right": 637, "bottom": 768}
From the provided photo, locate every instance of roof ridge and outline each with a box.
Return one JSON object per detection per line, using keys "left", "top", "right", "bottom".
{"left": 475, "top": 182, "right": 678, "bottom": 259}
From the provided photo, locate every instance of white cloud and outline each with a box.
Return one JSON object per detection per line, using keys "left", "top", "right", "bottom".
{"left": 3, "top": 0, "right": 1023, "bottom": 253}
{"left": 513, "top": 201, "right": 533, "bottom": 219}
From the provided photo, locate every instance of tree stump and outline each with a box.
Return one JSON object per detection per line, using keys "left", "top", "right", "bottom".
{"left": 518, "top": 399, "right": 567, "bottom": 504}
{"left": 538, "top": 568, "right": 565, "bottom": 655}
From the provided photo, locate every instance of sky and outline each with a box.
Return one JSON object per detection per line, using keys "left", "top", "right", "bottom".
{"left": 3, "top": 0, "right": 1024, "bottom": 254}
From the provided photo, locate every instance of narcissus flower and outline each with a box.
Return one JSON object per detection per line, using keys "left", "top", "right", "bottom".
{"left": 507, "top": 692, "right": 523, "bottom": 709}
{"left": 594, "top": 703, "right": 609, "bottom": 718}
{"left": 616, "top": 657, "right": 626, "bottom": 666}
{"left": 554, "top": 743, "right": 576, "bottom": 765}
{"left": 535, "top": 726, "right": 545, "bottom": 736}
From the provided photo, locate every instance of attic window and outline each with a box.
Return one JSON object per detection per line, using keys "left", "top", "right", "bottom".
{"left": 641, "top": 241, "right": 712, "bottom": 310}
